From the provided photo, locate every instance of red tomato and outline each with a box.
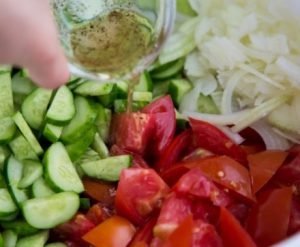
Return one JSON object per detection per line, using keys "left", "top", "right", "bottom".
{"left": 288, "top": 195, "right": 300, "bottom": 235}
{"left": 53, "top": 214, "right": 95, "bottom": 246}
{"left": 110, "top": 113, "right": 155, "bottom": 155}
{"left": 182, "top": 148, "right": 214, "bottom": 162}
{"left": 110, "top": 145, "right": 149, "bottom": 168}
{"left": 245, "top": 187, "right": 293, "bottom": 247}
{"left": 154, "top": 193, "right": 192, "bottom": 240}
{"left": 155, "top": 129, "right": 193, "bottom": 172}
{"left": 191, "top": 220, "right": 223, "bottom": 247}
{"left": 115, "top": 168, "right": 169, "bottom": 226}
{"left": 82, "top": 177, "right": 116, "bottom": 205}
{"left": 226, "top": 202, "right": 250, "bottom": 225}
{"left": 142, "top": 95, "right": 176, "bottom": 159}
{"left": 82, "top": 216, "right": 136, "bottom": 247}
{"left": 164, "top": 215, "right": 194, "bottom": 247}
{"left": 219, "top": 207, "right": 256, "bottom": 247}
{"left": 173, "top": 168, "right": 233, "bottom": 207}
{"left": 189, "top": 118, "right": 247, "bottom": 164}
{"left": 191, "top": 200, "right": 220, "bottom": 225}
{"left": 129, "top": 216, "right": 158, "bottom": 247}
{"left": 276, "top": 151, "right": 300, "bottom": 185}
{"left": 248, "top": 151, "right": 288, "bottom": 194}
{"left": 86, "top": 203, "right": 113, "bottom": 225}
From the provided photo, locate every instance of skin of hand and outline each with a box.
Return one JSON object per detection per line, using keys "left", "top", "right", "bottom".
{"left": 0, "top": 0, "right": 69, "bottom": 88}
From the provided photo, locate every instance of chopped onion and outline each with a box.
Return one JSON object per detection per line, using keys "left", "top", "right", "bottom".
{"left": 250, "top": 121, "right": 291, "bottom": 150}
{"left": 216, "top": 125, "right": 245, "bottom": 145}
{"left": 272, "top": 128, "right": 300, "bottom": 144}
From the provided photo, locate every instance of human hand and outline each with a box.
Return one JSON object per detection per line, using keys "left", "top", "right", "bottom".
{"left": 0, "top": 0, "right": 69, "bottom": 88}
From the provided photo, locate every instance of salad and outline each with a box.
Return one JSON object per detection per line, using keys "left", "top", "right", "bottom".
{"left": 0, "top": 0, "right": 300, "bottom": 246}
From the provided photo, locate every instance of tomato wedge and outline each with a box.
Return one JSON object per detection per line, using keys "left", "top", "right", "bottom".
{"left": 155, "top": 129, "right": 192, "bottom": 172}
{"left": 247, "top": 151, "right": 288, "bottom": 194}
{"left": 288, "top": 195, "right": 300, "bottom": 235}
{"left": 245, "top": 187, "right": 293, "bottom": 247}
{"left": 219, "top": 207, "right": 256, "bottom": 247}
{"left": 115, "top": 168, "right": 169, "bottom": 225}
{"left": 110, "top": 113, "right": 155, "bottom": 155}
{"left": 82, "top": 177, "right": 116, "bottom": 205}
{"left": 142, "top": 95, "right": 176, "bottom": 159}
{"left": 82, "top": 216, "right": 136, "bottom": 247}
{"left": 189, "top": 118, "right": 247, "bottom": 164}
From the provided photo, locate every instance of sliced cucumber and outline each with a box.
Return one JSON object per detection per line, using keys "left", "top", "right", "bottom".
{"left": 74, "top": 81, "right": 114, "bottom": 96}
{"left": 0, "top": 233, "right": 3, "bottom": 247}
{"left": 0, "top": 72, "right": 14, "bottom": 118}
{"left": 79, "top": 198, "right": 91, "bottom": 210}
{"left": 115, "top": 81, "right": 128, "bottom": 99}
{"left": 0, "top": 173, "right": 6, "bottom": 188}
{"left": 132, "top": 92, "right": 153, "bottom": 102}
{"left": 22, "top": 192, "right": 80, "bottom": 229}
{"left": 0, "top": 189, "right": 17, "bottom": 217}
{"left": 177, "top": 0, "right": 196, "bottom": 16}
{"left": 153, "top": 80, "right": 170, "bottom": 98}
{"left": 11, "top": 72, "right": 35, "bottom": 96}
{"left": 151, "top": 58, "right": 185, "bottom": 80}
{"left": 9, "top": 134, "right": 38, "bottom": 161}
{"left": 114, "top": 99, "right": 148, "bottom": 113}
{"left": 135, "top": 71, "right": 153, "bottom": 92}
{"left": 42, "top": 124, "right": 63, "bottom": 143}
{"left": 21, "top": 88, "right": 53, "bottom": 130}
{"left": 45, "top": 243, "right": 67, "bottom": 247}
{"left": 2, "top": 230, "right": 18, "bottom": 247}
{"left": 1, "top": 220, "right": 39, "bottom": 237}
{"left": 61, "top": 96, "right": 98, "bottom": 143}
{"left": 13, "top": 112, "right": 43, "bottom": 156}
{"left": 46, "top": 86, "right": 75, "bottom": 125}
{"left": 44, "top": 143, "right": 84, "bottom": 193}
{"left": 66, "top": 126, "right": 96, "bottom": 162}
{"left": 16, "top": 231, "right": 48, "bottom": 247}
{"left": 0, "top": 118, "right": 16, "bottom": 144}
{"left": 95, "top": 105, "right": 111, "bottom": 143}
{"left": 81, "top": 155, "right": 132, "bottom": 182}
{"left": 4, "top": 156, "right": 29, "bottom": 207}
{"left": 168, "top": 79, "right": 192, "bottom": 106}
{"left": 32, "top": 178, "right": 55, "bottom": 198}
{"left": 92, "top": 133, "right": 109, "bottom": 159}
{"left": 98, "top": 84, "right": 118, "bottom": 107}
{"left": 198, "top": 94, "right": 220, "bottom": 114}
{"left": 0, "top": 146, "right": 10, "bottom": 171}
{"left": 18, "top": 160, "right": 43, "bottom": 189}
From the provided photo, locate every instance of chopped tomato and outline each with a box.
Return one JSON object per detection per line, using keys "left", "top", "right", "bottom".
{"left": 192, "top": 220, "right": 223, "bottom": 247}
{"left": 110, "top": 145, "right": 149, "bottom": 168}
{"left": 248, "top": 151, "right": 288, "bottom": 194}
{"left": 161, "top": 163, "right": 192, "bottom": 187}
{"left": 129, "top": 216, "right": 158, "bottom": 247}
{"left": 115, "top": 168, "right": 169, "bottom": 225}
{"left": 82, "top": 177, "right": 116, "bottom": 205}
{"left": 226, "top": 202, "right": 250, "bottom": 225}
{"left": 82, "top": 216, "right": 136, "bottom": 247}
{"left": 219, "top": 207, "right": 256, "bottom": 247}
{"left": 154, "top": 193, "right": 192, "bottom": 240}
{"left": 173, "top": 168, "right": 233, "bottom": 207}
{"left": 53, "top": 214, "right": 95, "bottom": 246}
{"left": 182, "top": 148, "right": 214, "bottom": 162}
{"left": 110, "top": 113, "right": 155, "bottom": 155}
{"left": 241, "top": 145, "right": 265, "bottom": 155}
{"left": 142, "top": 95, "right": 176, "bottom": 159}
{"left": 288, "top": 195, "right": 300, "bottom": 235}
{"left": 245, "top": 187, "right": 293, "bottom": 247}
{"left": 164, "top": 215, "right": 194, "bottom": 247}
{"left": 189, "top": 118, "right": 247, "bottom": 164}
{"left": 155, "top": 129, "right": 193, "bottom": 172}
{"left": 86, "top": 203, "right": 113, "bottom": 225}
{"left": 191, "top": 200, "right": 220, "bottom": 225}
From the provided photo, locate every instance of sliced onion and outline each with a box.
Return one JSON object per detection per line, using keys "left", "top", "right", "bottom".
{"left": 216, "top": 125, "right": 245, "bottom": 145}
{"left": 250, "top": 121, "right": 291, "bottom": 150}
{"left": 272, "top": 127, "right": 300, "bottom": 144}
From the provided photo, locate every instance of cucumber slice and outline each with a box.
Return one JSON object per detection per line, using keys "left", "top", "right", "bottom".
{"left": 115, "top": 81, "right": 128, "bottom": 99}
{"left": 66, "top": 126, "right": 96, "bottom": 162}
{"left": 16, "top": 231, "right": 48, "bottom": 247}
{"left": 46, "top": 86, "right": 75, "bottom": 125}
{"left": 0, "top": 233, "right": 3, "bottom": 247}
{"left": 177, "top": 0, "right": 196, "bottom": 16}
{"left": 42, "top": 124, "right": 63, "bottom": 143}
{"left": 0, "top": 189, "right": 17, "bottom": 217}
{"left": 32, "top": 178, "right": 55, "bottom": 198}
{"left": 9, "top": 134, "right": 38, "bottom": 161}
{"left": 0, "top": 173, "right": 6, "bottom": 188}
{"left": 18, "top": 160, "right": 43, "bottom": 189}
{"left": 153, "top": 80, "right": 170, "bottom": 98}
{"left": 45, "top": 243, "right": 67, "bottom": 247}
{"left": 198, "top": 94, "right": 220, "bottom": 114}
{"left": 74, "top": 81, "right": 114, "bottom": 96}
{"left": 1, "top": 220, "right": 39, "bottom": 237}
{"left": 132, "top": 92, "right": 153, "bottom": 102}
{"left": 79, "top": 198, "right": 91, "bottom": 210}
{"left": 44, "top": 143, "right": 84, "bottom": 193}
{"left": 98, "top": 84, "right": 118, "bottom": 107}
{"left": 81, "top": 155, "right": 132, "bottom": 181}
{"left": 61, "top": 97, "right": 98, "bottom": 143}
{"left": 11, "top": 72, "right": 36, "bottom": 96}
{"left": 0, "top": 72, "right": 14, "bottom": 118}
{"left": 21, "top": 88, "right": 53, "bottom": 130}
{"left": 114, "top": 99, "right": 148, "bottom": 113}
{"left": 22, "top": 192, "right": 80, "bottom": 229}
{"left": 2, "top": 230, "right": 18, "bottom": 247}
{"left": 4, "top": 156, "right": 29, "bottom": 207}
{"left": 0, "top": 146, "right": 10, "bottom": 171}
{"left": 135, "top": 71, "right": 153, "bottom": 92}
{"left": 92, "top": 133, "right": 109, "bottom": 159}
{"left": 168, "top": 79, "right": 192, "bottom": 106}
{"left": 95, "top": 105, "right": 111, "bottom": 143}
{"left": 0, "top": 118, "right": 16, "bottom": 144}
{"left": 151, "top": 58, "right": 185, "bottom": 80}
{"left": 13, "top": 112, "right": 43, "bottom": 156}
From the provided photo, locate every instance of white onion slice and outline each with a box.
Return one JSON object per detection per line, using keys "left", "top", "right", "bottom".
{"left": 272, "top": 127, "right": 300, "bottom": 144}
{"left": 216, "top": 125, "right": 245, "bottom": 145}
